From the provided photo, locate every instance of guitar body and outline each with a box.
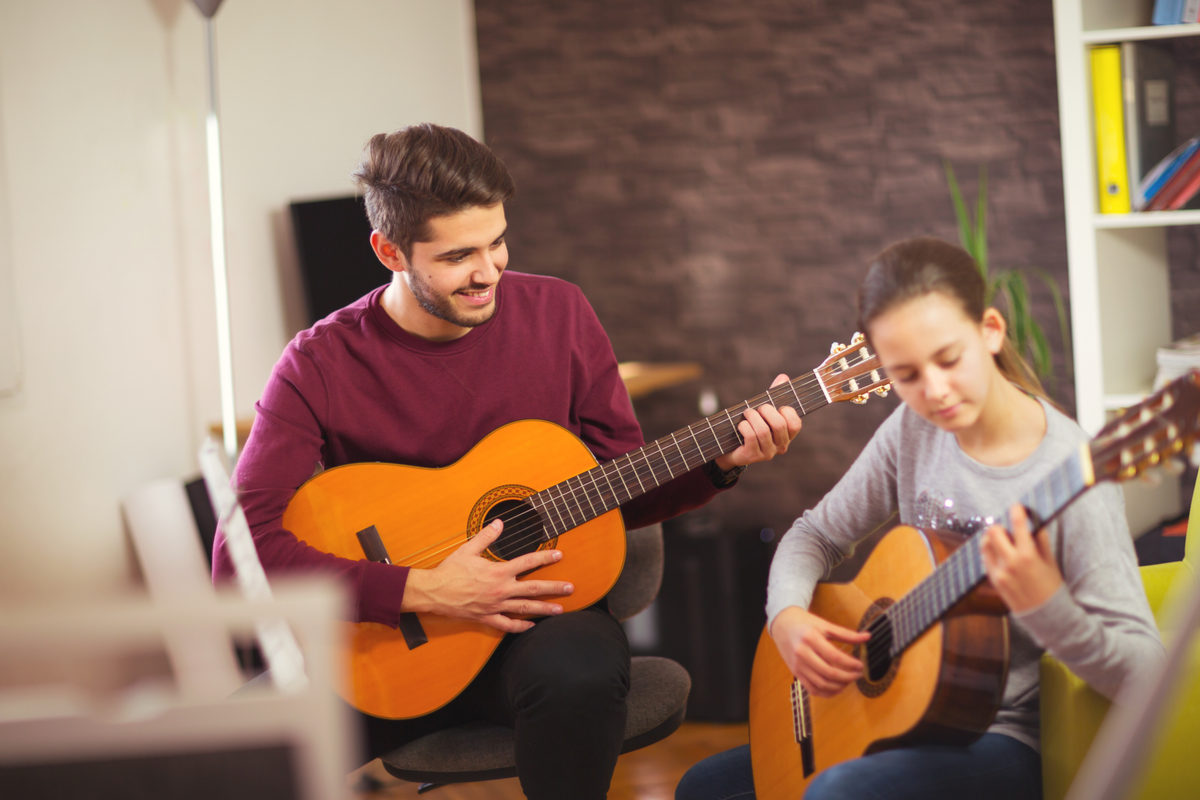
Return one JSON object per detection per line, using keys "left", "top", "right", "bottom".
{"left": 749, "top": 525, "right": 1010, "bottom": 799}
{"left": 273, "top": 337, "right": 897, "bottom": 719}
{"left": 282, "top": 419, "right": 627, "bottom": 720}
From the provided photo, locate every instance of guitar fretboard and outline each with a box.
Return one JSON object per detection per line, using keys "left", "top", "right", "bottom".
{"left": 529, "top": 354, "right": 885, "bottom": 538}
{"left": 884, "top": 445, "right": 1092, "bottom": 655}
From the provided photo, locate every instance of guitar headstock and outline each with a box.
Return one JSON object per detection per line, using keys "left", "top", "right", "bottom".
{"left": 818, "top": 332, "right": 892, "bottom": 406}
{"left": 1089, "top": 369, "right": 1200, "bottom": 486}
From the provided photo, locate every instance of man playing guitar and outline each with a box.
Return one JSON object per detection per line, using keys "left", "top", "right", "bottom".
{"left": 211, "top": 123, "right": 802, "bottom": 800}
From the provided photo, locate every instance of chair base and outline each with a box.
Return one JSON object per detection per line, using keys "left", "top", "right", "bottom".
{"left": 380, "top": 655, "right": 690, "bottom": 787}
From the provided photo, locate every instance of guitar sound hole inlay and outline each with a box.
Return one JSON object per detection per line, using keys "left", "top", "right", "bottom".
{"left": 471, "top": 486, "right": 557, "bottom": 562}
{"left": 856, "top": 598, "right": 899, "bottom": 697}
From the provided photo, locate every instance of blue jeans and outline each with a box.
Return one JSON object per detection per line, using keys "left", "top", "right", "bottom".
{"left": 676, "top": 734, "right": 1042, "bottom": 800}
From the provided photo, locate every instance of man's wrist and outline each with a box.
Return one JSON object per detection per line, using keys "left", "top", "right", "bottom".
{"left": 704, "top": 459, "right": 746, "bottom": 488}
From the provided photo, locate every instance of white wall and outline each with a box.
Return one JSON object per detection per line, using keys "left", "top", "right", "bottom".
{"left": 0, "top": 0, "right": 482, "bottom": 602}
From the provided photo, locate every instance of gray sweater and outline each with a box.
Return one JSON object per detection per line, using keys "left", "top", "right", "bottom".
{"left": 765, "top": 399, "right": 1165, "bottom": 751}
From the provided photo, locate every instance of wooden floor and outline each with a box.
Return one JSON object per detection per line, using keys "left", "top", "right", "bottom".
{"left": 347, "top": 720, "right": 748, "bottom": 800}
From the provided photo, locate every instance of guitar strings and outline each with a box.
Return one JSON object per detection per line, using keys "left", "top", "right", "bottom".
{"left": 388, "top": 369, "right": 876, "bottom": 569}
{"left": 879, "top": 534, "right": 986, "bottom": 659}
{"left": 394, "top": 369, "right": 876, "bottom": 567}
{"left": 392, "top": 373, "right": 841, "bottom": 567}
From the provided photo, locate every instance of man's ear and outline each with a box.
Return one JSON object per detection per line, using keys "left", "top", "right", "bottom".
{"left": 370, "top": 231, "right": 408, "bottom": 274}
{"left": 981, "top": 307, "right": 1007, "bottom": 355}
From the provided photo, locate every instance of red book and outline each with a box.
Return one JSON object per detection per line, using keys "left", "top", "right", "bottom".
{"left": 1146, "top": 146, "right": 1200, "bottom": 210}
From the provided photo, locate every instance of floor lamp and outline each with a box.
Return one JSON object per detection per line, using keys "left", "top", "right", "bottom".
{"left": 191, "top": 0, "right": 237, "bottom": 464}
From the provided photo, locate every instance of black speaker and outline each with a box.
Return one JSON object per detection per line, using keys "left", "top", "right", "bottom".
{"left": 289, "top": 195, "right": 388, "bottom": 325}
{"left": 648, "top": 514, "right": 775, "bottom": 722}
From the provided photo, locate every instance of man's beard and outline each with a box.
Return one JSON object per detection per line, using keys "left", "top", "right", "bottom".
{"left": 408, "top": 270, "right": 497, "bottom": 328}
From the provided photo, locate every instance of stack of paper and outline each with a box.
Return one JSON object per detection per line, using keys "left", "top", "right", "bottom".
{"left": 1154, "top": 332, "right": 1200, "bottom": 390}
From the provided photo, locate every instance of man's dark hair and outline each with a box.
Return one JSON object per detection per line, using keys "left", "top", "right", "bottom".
{"left": 351, "top": 123, "right": 515, "bottom": 259}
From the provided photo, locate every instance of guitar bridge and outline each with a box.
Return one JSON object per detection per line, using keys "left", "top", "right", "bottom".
{"left": 790, "top": 678, "right": 816, "bottom": 777}
{"left": 357, "top": 525, "right": 428, "bottom": 650}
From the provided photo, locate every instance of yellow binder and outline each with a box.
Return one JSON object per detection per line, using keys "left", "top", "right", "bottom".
{"left": 1090, "top": 44, "right": 1131, "bottom": 214}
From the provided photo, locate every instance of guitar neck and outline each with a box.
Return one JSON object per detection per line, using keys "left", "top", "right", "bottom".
{"left": 529, "top": 373, "right": 836, "bottom": 538}
{"left": 886, "top": 445, "right": 1094, "bottom": 655}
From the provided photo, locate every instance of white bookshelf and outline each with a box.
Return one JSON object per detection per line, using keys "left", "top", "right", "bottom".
{"left": 1052, "top": 0, "right": 1197, "bottom": 533}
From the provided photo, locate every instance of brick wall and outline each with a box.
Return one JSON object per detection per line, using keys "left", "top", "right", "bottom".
{"left": 473, "top": 0, "right": 1198, "bottom": 540}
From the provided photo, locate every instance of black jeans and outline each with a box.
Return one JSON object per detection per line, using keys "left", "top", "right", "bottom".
{"left": 359, "top": 604, "right": 632, "bottom": 800}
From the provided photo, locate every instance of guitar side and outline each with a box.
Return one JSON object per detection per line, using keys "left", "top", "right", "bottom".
{"left": 749, "top": 525, "right": 1009, "bottom": 799}
{"left": 282, "top": 419, "right": 628, "bottom": 719}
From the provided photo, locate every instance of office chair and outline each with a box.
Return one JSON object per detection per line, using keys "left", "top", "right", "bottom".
{"left": 378, "top": 522, "right": 693, "bottom": 791}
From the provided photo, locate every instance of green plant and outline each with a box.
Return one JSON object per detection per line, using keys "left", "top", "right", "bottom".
{"left": 944, "top": 162, "right": 1071, "bottom": 383}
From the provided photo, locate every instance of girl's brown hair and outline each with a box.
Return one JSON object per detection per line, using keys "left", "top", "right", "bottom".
{"left": 857, "top": 236, "right": 1048, "bottom": 400}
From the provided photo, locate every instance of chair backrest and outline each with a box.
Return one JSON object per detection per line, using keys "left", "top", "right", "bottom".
{"left": 606, "top": 523, "right": 664, "bottom": 622}
{"left": 1139, "top": 475, "right": 1199, "bottom": 621}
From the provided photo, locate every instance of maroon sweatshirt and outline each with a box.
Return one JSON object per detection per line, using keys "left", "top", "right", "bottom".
{"left": 211, "top": 271, "right": 720, "bottom": 625}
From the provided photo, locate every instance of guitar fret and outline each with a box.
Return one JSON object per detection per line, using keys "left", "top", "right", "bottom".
{"left": 954, "top": 547, "right": 966, "bottom": 603}
{"left": 657, "top": 439, "right": 675, "bottom": 480}
{"left": 964, "top": 545, "right": 974, "bottom": 591}
{"left": 1048, "top": 467, "right": 1065, "bottom": 517}
{"left": 585, "top": 468, "right": 613, "bottom": 514}
{"left": 669, "top": 431, "right": 691, "bottom": 472}
{"left": 566, "top": 479, "right": 590, "bottom": 522}
{"left": 562, "top": 482, "right": 584, "bottom": 528}
{"left": 686, "top": 424, "right": 707, "bottom": 464}
{"left": 530, "top": 493, "right": 561, "bottom": 537}
{"left": 948, "top": 549, "right": 962, "bottom": 607}
{"left": 638, "top": 449, "right": 660, "bottom": 488}
{"left": 626, "top": 454, "right": 648, "bottom": 494}
{"left": 549, "top": 484, "right": 573, "bottom": 534}
{"left": 787, "top": 379, "right": 807, "bottom": 415}
{"left": 724, "top": 408, "right": 742, "bottom": 449}
{"left": 704, "top": 417, "right": 721, "bottom": 458}
{"left": 929, "top": 574, "right": 942, "bottom": 625}
{"left": 1066, "top": 459, "right": 1078, "bottom": 506}
{"left": 609, "top": 460, "right": 633, "bottom": 503}
{"left": 550, "top": 483, "right": 578, "bottom": 530}
{"left": 572, "top": 475, "right": 598, "bottom": 520}
{"left": 578, "top": 472, "right": 599, "bottom": 517}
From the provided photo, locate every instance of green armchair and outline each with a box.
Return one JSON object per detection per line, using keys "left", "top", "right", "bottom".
{"left": 1040, "top": 476, "right": 1200, "bottom": 800}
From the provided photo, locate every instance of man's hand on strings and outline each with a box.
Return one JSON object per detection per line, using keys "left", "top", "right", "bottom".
{"left": 403, "top": 519, "right": 574, "bottom": 633}
{"left": 716, "top": 373, "right": 803, "bottom": 471}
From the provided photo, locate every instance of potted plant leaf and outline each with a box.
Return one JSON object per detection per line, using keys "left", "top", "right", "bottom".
{"left": 944, "top": 162, "right": 1072, "bottom": 386}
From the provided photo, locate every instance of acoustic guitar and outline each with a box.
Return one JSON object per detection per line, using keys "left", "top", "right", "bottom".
{"left": 283, "top": 334, "right": 891, "bottom": 719}
{"left": 749, "top": 369, "right": 1200, "bottom": 799}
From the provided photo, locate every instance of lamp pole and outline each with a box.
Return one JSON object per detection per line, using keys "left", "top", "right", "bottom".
{"left": 191, "top": 0, "right": 237, "bottom": 464}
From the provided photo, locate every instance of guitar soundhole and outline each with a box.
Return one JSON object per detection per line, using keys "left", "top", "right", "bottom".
{"left": 481, "top": 498, "right": 555, "bottom": 561}
{"left": 856, "top": 598, "right": 899, "bottom": 697}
